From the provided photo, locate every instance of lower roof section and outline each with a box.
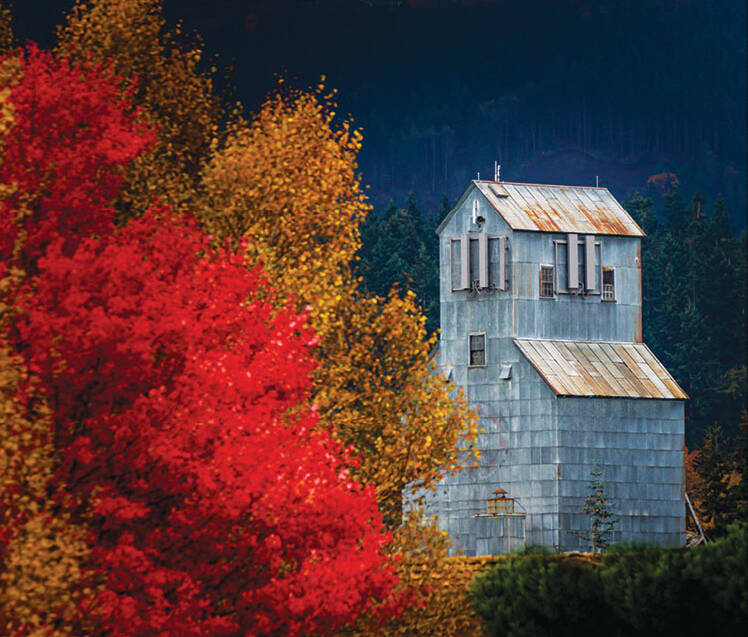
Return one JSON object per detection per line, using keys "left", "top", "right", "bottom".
{"left": 514, "top": 338, "right": 688, "bottom": 400}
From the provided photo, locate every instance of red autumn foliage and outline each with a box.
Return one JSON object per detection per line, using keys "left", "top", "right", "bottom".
{"left": 0, "top": 44, "right": 153, "bottom": 270}
{"left": 3, "top": 47, "right": 401, "bottom": 636}
{"left": 645, "top": 171, "right": 680, "bottom": 194}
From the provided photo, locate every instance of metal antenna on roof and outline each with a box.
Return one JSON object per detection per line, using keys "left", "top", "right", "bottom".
{"left": 477, "top": 171, "right": 480, "bottom": 180}
{"left": 595, "top": 175, "right": 599, "bottom": 187}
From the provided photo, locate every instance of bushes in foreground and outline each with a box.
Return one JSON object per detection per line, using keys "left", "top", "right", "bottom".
{"left": 470, "top": 523, "right": 747, "bottom": 637}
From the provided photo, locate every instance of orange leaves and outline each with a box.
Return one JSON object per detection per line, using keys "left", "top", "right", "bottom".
{"left": 202, "top": 85, "right": 479, "bottom": 524}
{"left": 0, "top": 341, "right": 93, "bottom": 637}
{"left": 56, "top": 0, "right": 224, "bottom": 219}
{"left": 646, "top": 172, "right": 680, "bottom": 194}
{"left": 201, "top": 83, "right": 367, "bottom": 309}
{"left": 316, "top": 288, "right": 479, "bottom": 520}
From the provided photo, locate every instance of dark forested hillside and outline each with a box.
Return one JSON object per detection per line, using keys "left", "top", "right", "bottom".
{"left": 12, "top": 0, "right": 747, "bottom": 226}
{"left": 627, "top": 192, "right": 746, "bottom": 447}
{"left": 174, "top": 0, "right": 746, "bottom": 225}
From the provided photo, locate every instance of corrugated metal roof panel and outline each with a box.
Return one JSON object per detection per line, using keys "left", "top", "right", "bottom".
{"left": 514, "top": 338, "right": 687, "bottom": 399}
{"left": 474, "top": 181, "right": 645, "bottom": 237}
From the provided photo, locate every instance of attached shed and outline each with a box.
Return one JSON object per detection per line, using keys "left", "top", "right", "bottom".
{"left": 424, "top": 180, "right": 686, "bottom": 553}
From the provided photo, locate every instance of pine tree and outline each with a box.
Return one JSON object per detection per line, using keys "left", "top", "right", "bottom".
{"left": 625, "top": 190, "right": 746, "bottom": 447}
{"left": 571, "top": 465, "right": 617, "bottom": 553}
{"left": 696, "top": 426, "right": 733, "bottom": 536}
{"left": 437, "top": 194, "right": 452, "bottom": 225}
{"left": 357, "top": 195, "right": 440, "bottom": 333}
{"left": 662, "top": 187, "right": 687, "bottom": 233}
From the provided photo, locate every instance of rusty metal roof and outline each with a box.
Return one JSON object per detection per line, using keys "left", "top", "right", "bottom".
{"left": 474, "top": 181, "right": 645, "bottom": 237}
{"left": 514, "top": 338, "right": 687, "bottom": 399}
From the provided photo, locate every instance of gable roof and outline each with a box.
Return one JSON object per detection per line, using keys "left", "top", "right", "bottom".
{"left": 437, "top": 181, "right": 645, "bottom": 237}
{"left": 514, "top": 338, "right": 687, "bottom": 400}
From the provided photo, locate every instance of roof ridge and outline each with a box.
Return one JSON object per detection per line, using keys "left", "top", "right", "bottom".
{"left": 515, "top": 337, "right": 642, "bottom": 345}
{"left": 474, "top": 179, "right": 610, "bottom": 191}
{"left": 472, "top": 181, "right": 645, "bottom": 237}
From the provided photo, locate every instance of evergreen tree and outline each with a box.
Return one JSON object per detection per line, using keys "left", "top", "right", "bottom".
{"left": 695, "top": 426, "right": 733, "bottom": 536}
{"left": 625, "top": 192, "right": 746, "bottom": 447}
{"left": 357, "top": 195, "right": 441, "bottom": 334}
{"left": 662, "top": 187, "right": 687, "bottom": 233}
{"left": 625, "top": 192, "right": 660, "bottom": 236}
{"left": 571, "top": 465, "right": 617, "bottom": 553}
{"left": 437, "top": 194, "right": 452, "bottom": 225}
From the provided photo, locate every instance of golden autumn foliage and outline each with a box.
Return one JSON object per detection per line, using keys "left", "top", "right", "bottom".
{"left": 0, "top": 2, "right": 12, "bottom": 55}
{"left": 200, "top": 85, "right": 480, "bottom": 520}
{"left": 200, "top": 84, "right": 366, "bottom": 314}
{"left": 0, "top": 342, "right": 92, "bottom": 637}
{"left": 56, "top": 0, "right": 224, "bottom": 219}
{"left": 342, "top": 511, "right": 493, "bottom": 637}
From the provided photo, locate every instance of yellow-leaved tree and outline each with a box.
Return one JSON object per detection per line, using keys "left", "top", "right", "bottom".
{"left": 0, "top": 341, "right": 93, "bottom": 637}
{"left": 200, "top": 86, "right": 485, "bottom": 636}
{"left": 200, "top": 84, "right": 480, "bottom": 522}
{"left": 0, "top": 2, "right": 12, "bottom": 54}
{"left": 55, "top": 0, "right": 224, "bottom": 220}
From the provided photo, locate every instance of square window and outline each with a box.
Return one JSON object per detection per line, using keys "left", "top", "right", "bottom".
{"left": 469, "top": 334, "right": 486, "bottom": 366}
{"left": 540, "top": 265, "right": 555, "bottom": 298}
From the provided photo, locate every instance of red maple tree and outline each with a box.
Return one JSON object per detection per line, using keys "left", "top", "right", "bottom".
{"left": 0, "top": 45, "right": 153, "bottom": 271}
{"left": 2, "top": 46, "right": 401, "bottom": 636}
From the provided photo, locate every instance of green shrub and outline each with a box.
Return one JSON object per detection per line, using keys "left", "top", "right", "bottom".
{"left": 470, "top": 524, "right": 747, "bottom": 637}
{"left": 470, "top": 554, "right": 613, "bottom": 637}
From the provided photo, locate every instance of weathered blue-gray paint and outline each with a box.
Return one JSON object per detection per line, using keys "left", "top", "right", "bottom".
{"left": 425, "top": 182, "right": 685, "bottom": 554}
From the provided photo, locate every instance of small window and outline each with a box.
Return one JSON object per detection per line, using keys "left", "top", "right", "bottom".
{"left": 469, "top": 334, "right": 486, "bottom": 367}
{"left": 540, "top": 265, "right": 555, "bottom": 298}
{"left": 602, "top": 268, "right": 615, "bottom": 301}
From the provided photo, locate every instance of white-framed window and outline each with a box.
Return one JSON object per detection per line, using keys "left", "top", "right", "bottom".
{"left": 469, "top": 333, "right": 486, "bottom": 367}
{"left": 602, "top": 267, "right": 616, "bottom": 301}
{"left": 540, "top": 265, "right": 555, "bottom": 298}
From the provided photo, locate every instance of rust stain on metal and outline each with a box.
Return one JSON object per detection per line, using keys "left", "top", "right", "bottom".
{"left": 515, "top": 338, "right": 687, "bottom": 399}
{"left": 474, "top": 181, "right": 645, "bottom": 237}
